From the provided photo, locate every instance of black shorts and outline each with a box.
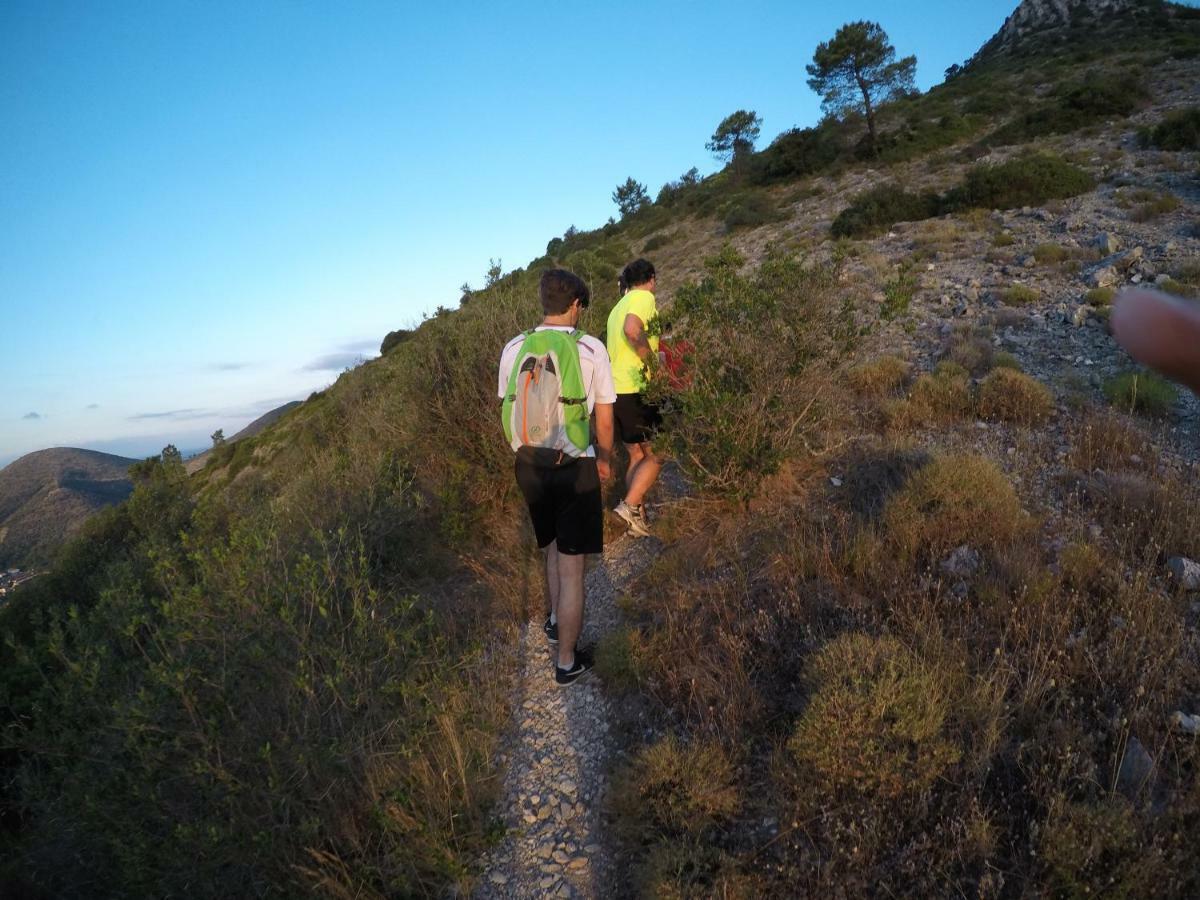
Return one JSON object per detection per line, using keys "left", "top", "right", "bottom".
{"left": 514, "top": 455, "right": 603, "bottom": 555}
{"left": 614, "top": 393, "right": 662, "bottom": 445}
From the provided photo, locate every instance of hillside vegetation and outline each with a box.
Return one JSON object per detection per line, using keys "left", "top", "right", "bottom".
{"left": 0, "top": 448, "right": 136, "bottom": 570}
{"left": 2, "top": 1, "right": 1200, "bottom": 896}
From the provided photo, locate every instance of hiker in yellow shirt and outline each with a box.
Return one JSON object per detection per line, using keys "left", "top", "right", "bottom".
{"left": 607, "top": 259, "right": 664, "bottom": 537}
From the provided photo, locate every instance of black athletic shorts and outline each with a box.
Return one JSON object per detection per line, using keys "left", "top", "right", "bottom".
{"left": 514, "top": 454, "right": 603, "bottom": 555}
{"left": 613, "top": 392, "right": 662, "bottom": 445}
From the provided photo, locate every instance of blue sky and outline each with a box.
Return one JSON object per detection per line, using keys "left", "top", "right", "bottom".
{"left": 1, "top": 0, "right": 1017, "bottom": 466}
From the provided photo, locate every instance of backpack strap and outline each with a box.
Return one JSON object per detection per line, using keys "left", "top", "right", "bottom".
{"left": 500, "top": 329, "right": 542, "bottom": 403}
{"left": 561, "top": 329, "right": 588, "bottom": 405}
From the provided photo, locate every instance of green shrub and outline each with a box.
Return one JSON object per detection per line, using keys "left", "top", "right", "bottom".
{"left": 1084, "top": 286, "right": 1115, "bottom": 307}
{"left": 1040, "top": 799, "right": 1164, "bottom": 897}
{"left": 875, "top": 112, "right": 981, "bottom": 164}
{"left": 887, "top": 363, "right": 972, "bottom": 428}
{"left": 883, "top": 453, "right": 1026, "bottom": 559}
{"left": 988, "top": 73, "right": 1147, "bottom": 146}
{"left": 946, "top": 154, "right": 1094, "bottom": 211}
{"left": 754, "top": 124, "right": 844, "bottom": 183}
{"left": 648, "top": 248, "right": 855, "bottom": 500}
{"left": 831, "top": 185, "right": 940, "bottom": 239}
{"left": 978, "top": 368, "right": 1055, "bottom": 425}
{"left": 788, "top": 634, "right": 965, "bottom": 801}
{"left": 1033, "top": 243, "right": 1069, "bottom": 264}
{"left": 1139, "top": 107, "right": 1200, "bottom": 151}
{"left": 1002, "top": 284, "right": 1040, "bottom": 305}
{"left": 642, "top": 232, "right": 672, "bottom": 253}
{"left": 612, "top": 736, "right": 739, "bottom": 841}
{"left": 1130, "top": 192, "right": 1181, "bottom": 222}
{"left": 595, "top": 625, "right": 644, "bottom": 692}
{"left": 1103, "top": 370, "right": 1179, "bottom": 417}
{"left": 992, "top": 351, "right": 1022, "bottom": 371}
{"left": 882, "top": 264, "right": 919, "bottom": 318}
{"left": 722, "top": 191, "right": 783, "bottom": 231}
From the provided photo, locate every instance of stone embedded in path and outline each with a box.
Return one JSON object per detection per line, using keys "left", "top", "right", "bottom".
{"left": 1087, "top": 265, "right": 1118, "bottom": 288}
{"left": 1117, "top": 736, "right": 1155, "bottom": 797}
{"left": 1093, "top": 232, "right": 1121, "bottom": 255}
{"left": 1167, "top": 556, "right": 1200, "bottom": 591}
{"left": 1172, "top": 711, "right": 1200, "bottom": 735}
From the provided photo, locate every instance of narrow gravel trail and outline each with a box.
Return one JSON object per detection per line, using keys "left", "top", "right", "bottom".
{"left": 474, "top": 534, "right": 660, "bottom": 899}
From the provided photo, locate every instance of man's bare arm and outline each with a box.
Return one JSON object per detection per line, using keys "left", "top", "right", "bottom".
{"left": 623, "top": 313, "right": 653, "bottom": 361}
{"left": 594, "top": 402, "right": 615, "bottom": 481}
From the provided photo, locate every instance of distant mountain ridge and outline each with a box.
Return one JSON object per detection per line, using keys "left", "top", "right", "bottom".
{"left": 0, "top": 448, "right": 137, "bottom": 569}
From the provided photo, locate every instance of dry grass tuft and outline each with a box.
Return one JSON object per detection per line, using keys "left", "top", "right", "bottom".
{"left": 849, "top": 354, "right": 911, "bottom": 397}
{"left": 883, "top": 454, "right": 1028, "bottom": 561}
{"left": 612, "top": 736, "right": 739, "bottom": 841}
{"left": 1068, "top": 409, "right": 1153, "bottom": 473}
{"left": 944, "top": 323, "right": 995, "bottom": 376}
{"left": 978, "top": 368, "right": 1055, "bottom": 425}
{"left": 885, "top": 363, "right": 973, "bottom": 429}
{"left": 787, "top": 633, "right": 966, "bottom": 801}
{"left": 1002, "top": 284, "right": 1040, "bottom": 305}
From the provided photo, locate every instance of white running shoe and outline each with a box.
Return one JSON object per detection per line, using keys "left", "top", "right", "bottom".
{"left": 613, "top": 500, "right": 652, "bottom": 537}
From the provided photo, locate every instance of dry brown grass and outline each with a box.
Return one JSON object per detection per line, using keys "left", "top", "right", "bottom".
{"left": 787, "top": 633, "right": 967, "bottom": 800}
{"left": 944, "top": 323, "right": 995, "bottom": 376}
{"left": 885, "top": 363, "right": 973, "bottom": 429}
{"left": 883, "top": 454, "right": 1029, "bottom": 562}
{"left": 848, "top": 354, "right": 911, "bottom": 397}
{"left": 1068, "top": 409, "right": 1154, "bottom": 473}
{"left": 977, "top": 368, "right": 1055, "bottom": 425}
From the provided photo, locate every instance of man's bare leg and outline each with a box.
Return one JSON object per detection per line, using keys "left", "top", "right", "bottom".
{"left": 554, "top": 548, "right": 586, "bottom": 669}
{"left": 624, "top": 442, "right": 663, "bottom": 509}
{"left": 543, "top": 543, "right": 560, "bottom": 623}
{"left": 625, "top": 442, "right": 645, "bottom": 484}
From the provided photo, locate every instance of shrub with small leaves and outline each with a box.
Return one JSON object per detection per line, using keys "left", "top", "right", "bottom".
{"left": 1139, "top": 107, "right": 1200, "bottom": 151}
{"left": 831, "top": 184, "right": 940, "bottom": 239}
{"left": 883, "top": 453, "right": 1026, "bottom": 560}
{"left": 788, "top": 634, "right": 965, "bottom": 801}
{"left": 1002, "top": 284, "right": 1040, "bottom": 305}
{"left": 1084, "top": 286, "right": 1115, "bottom": 307}
{"left": 1103, "top": 370, "right": 1178, "bottom": 417}
{"left": 945, "top": 154, "right": 1094, "bottom": 212}
{"left": 978, "top": 368, "right": 1055, "bottom": 425}
{"left": 612, "top": 736, "right": 739, "bottom": 841}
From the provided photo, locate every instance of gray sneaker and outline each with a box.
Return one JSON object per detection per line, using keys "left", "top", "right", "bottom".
{"left": 614, "top": 500, "right": 652, "bottom": 537}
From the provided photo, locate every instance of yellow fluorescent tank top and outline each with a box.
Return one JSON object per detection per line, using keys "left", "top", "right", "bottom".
{"left": 606, "top": 288, "right": 659, "bottom": 393}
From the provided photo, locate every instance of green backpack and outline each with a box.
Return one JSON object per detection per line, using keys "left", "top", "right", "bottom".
{"left": 501, "top": 329, "right": 590, "bottom": 465}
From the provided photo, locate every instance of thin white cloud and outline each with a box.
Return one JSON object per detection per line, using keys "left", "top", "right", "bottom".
{"left": 129, "top": 408, "right": 212, "bottom": 421}
{"left": 303, "top": 352, "right": 368, "bottom": 372}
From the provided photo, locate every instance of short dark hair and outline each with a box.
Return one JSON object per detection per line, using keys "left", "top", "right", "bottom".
{"left": 622, "top": 258, "right": 656, "bottom": 289}
{"left": 540, "top": 268, "right": 590, "bottom": 315}
{"left": 617, "top": 273, "right": 628, "bottom": 294}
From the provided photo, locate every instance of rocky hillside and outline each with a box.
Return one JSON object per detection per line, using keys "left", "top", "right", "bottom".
{"left": 974, "top": 0, "right": 1175, "bottom": 61}
{"left": 0, "top": 448, "right": 136, "bottom": 569}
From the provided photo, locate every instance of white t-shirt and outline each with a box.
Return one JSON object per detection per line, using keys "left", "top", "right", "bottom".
{"left": 498, "top": 325, "right": 617, "bottom": 457}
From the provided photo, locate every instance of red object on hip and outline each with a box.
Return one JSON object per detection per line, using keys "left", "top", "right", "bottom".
{"left": 660, "top": 338, "right": 694, "bottom": 391}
